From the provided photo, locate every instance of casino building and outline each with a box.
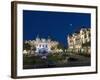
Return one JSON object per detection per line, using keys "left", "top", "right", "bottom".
{"left": 34, "top": 36, "right": 58, "bottom": 53}
{"left": 23, "top": 36, "right": 59, "bottom": 55}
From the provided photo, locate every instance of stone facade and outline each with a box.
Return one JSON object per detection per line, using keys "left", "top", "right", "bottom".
{"left": 67, "top": 28, "right": 91, "bottom": 54}
{"left": 34, "top": 37, "right": 59, "bottom": 53}
{"left": 24, "top": 36, "right": 59, "bottom": 55}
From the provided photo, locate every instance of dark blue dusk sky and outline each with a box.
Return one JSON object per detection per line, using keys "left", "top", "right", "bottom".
{"left": 23, "top": 10, "right": 91, "bottom": 47}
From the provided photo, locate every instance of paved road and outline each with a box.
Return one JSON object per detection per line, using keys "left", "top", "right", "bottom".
{"left": 58, "top": 53, "right": 90, "bottom": 67}
{"left": 23, "top": 53, "right": 90, "bottom": 69}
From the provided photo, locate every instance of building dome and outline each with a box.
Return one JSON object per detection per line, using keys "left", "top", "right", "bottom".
{"left": 41, "top": 38, "right": 46, "bottom": 42}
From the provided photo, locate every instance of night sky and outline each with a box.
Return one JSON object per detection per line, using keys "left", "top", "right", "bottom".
{"left": 23, "top": 10, "right": 91, "bottom": 47}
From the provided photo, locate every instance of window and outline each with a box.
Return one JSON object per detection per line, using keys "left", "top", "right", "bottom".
{"left": 45, "top": 45, "right": 48, "bottom": 48}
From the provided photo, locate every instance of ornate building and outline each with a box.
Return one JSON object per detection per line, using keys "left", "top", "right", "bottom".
{"left": 33, "top": 36, "right": 59, "bottom": 53}
{"left": 24, "top": 36, "right": 59, "bottom": 55}
{"left": 67, "top": 28, "right": 91, "bottom": 54}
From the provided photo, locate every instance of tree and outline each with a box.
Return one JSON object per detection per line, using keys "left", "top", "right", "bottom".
{"left": 23, "top": 43, "right": 31, "bottom": 50}
{"left": 57, "top": 43, "right": 65, "bottom": 51}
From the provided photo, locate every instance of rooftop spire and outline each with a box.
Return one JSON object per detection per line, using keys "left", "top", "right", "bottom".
{"left": 36, "top": 34, "right": 40, "bottom": 41}
{"left": 48, "top": 36, "right": 51, "bottom": 42}
{"left": 36, "top": 34, "right": 39, "bottom": 38}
